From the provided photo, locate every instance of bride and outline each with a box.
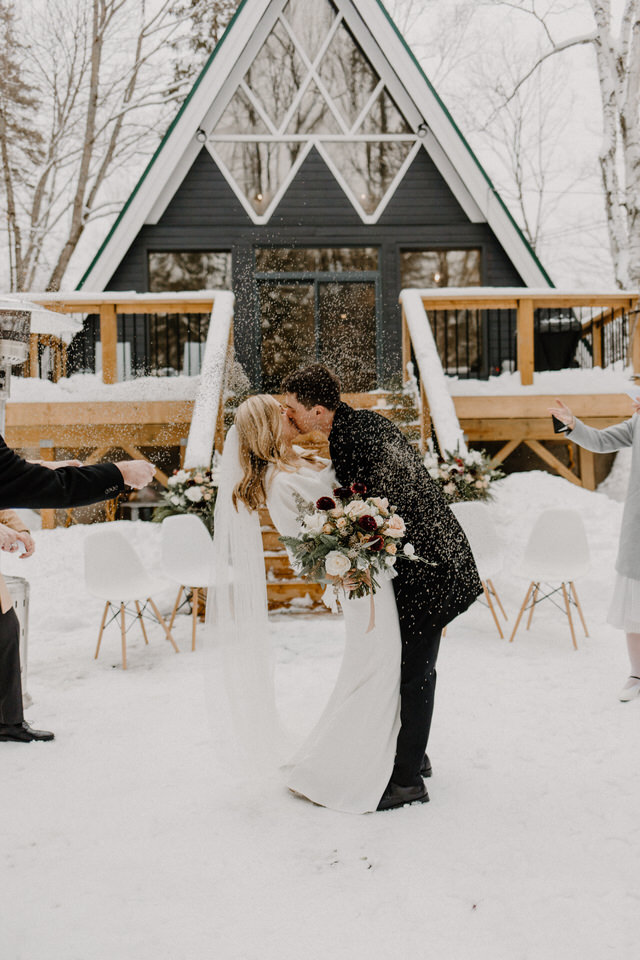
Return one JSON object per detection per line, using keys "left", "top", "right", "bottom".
{"left": 207, "top": 394, "right": 403, "bottom": 814}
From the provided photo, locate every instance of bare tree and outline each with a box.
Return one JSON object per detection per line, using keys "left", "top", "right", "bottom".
{"left": 0, "top": 0, "right": 207, "bottom": 292}
{"left": 483, "top": 0, "right": 640, "bottom": 288}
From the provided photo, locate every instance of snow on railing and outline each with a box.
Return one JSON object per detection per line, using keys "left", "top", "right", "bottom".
{"left": 399, "top": 288, "right": 467, "bottom": 456}
{"left": 183, "top": 291, "right": 234, "bottom": 468}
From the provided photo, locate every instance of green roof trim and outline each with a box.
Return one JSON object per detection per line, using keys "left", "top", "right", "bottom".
{"left": 77, "top": 0, "right": 251, "bottom": 289}
{"left": 373, "top": 0, "right": 554, "bottom": 287}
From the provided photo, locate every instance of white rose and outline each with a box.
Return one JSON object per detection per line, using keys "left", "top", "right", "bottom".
{"left": 385, "top": 514, "right": 406, "bottom": 538}
{"left": 325, "top": 551, "right": 352, "bottom": 577}
{"left": 345, "top": 500, "right": 369, "bottom": 519}
{"left": 170, "top": 495, "right": 181, "bottom": 505}
{"left": 168, "top": 475, "right": 179, "bottom": 487}
{"left": 403, "top": 543, "right": 416, "bottom": 557}
{"left": 303, "top": 512, "right": 327, "bottom": 534}
{"left": 385, "top": 555, "right": 396, "bottom": 567}
{"left": 185, "top": 486, "right": 203, "bottom": 503}
{"left": 174, "top": 469, "right": 189, "bottom": 484}
{"left": 443, "top": 482, "right": 457, "bottom": 495}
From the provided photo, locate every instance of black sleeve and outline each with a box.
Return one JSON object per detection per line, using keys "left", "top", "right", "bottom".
{"left": 0, "top": 436, "right": 125, "bottom": 510}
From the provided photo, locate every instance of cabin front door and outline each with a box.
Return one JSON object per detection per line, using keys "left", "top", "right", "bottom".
{"left": 255, "top": 247, "right": 380, "bottom": 393}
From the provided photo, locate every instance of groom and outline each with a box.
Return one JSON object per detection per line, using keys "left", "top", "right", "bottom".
{"left": 282, "top": 364, "right": 482, "bottom": 810}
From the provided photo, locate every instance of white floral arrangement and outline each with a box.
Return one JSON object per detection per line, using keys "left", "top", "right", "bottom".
{"left": 424, "top": 444, "right": 504, "bottom": 503}
{"left": 153, "top": 462, "right": 218, "bottom": 534}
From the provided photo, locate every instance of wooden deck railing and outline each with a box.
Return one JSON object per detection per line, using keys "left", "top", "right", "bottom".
{"left": 27, "top": 291, "right": 222, "bottom": 383}
{"left": 401, "top": 288, "right": 640, "bottom": 386}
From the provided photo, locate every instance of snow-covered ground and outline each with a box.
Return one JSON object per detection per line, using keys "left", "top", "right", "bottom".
{"left": 2, "top": 469, "right": 639, "bottom": 960}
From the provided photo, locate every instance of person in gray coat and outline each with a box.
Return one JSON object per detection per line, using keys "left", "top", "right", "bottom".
{"left": 550, "top": 395, "right": 640, "bottom": 701}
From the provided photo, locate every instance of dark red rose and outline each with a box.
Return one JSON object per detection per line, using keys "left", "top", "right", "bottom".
{"left": 455, "top": 458, "right": 463, "bottom": 466}
{"left": 333, "top": 486, "right": 353, "bottom": 501}
{"left": 358, "top": 515, "right": 378, "bottom": 532}
{"left": 368, "top": 536, "right": 384, "bottom": 551}
{"left": 351, "top": 481, "right": 367, "bottom": 495}
{"left": 316, "top": 496, "right": 336, "bottom": 511}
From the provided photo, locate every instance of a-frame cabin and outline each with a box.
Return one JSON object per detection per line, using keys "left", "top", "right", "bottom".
{"left": 77, "top": 0, "right": 552, "bottom": 389}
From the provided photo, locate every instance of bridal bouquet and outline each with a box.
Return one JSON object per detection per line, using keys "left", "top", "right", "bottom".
{"left": 280, "top": 482, "right": 428, "bottom": 600}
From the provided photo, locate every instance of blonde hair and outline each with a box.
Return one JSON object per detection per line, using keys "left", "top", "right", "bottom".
{"left": 232, "top": 394, "right": 304, "bottom": 511}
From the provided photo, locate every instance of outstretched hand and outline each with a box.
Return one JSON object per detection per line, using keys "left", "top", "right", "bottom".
{"left": 548, "top": 398, "right": 575, "bottom": 430}
{"left": 115, "top": 460, "right": 156, "bottom": 490}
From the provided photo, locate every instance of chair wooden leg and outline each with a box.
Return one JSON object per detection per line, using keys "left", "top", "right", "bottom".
{"left": 561, "top": 582, "right": 578, "bottom": 650}
{"left": 135, "top": 600, "right": 149, "bottom": 645}
{"left": 95, "top": 601, "right": 110, "bottom": 660}
{"left": 570, "top": 581, "right": 589, "bottom": 637}
{"left": 120, "top": 602, "right": 127, "bottom": 670}
{"left": 526, "top": 583, "right": 539, "bottom": 630}
{"left": 510, "top": 582, "right": 534, "bottom": 643}
{"left": 168, "top": 585, "right": 183, "bottom": 632}
{"left": 191, "top": 587, "right": 199, "bottom": 651}
{"left": 148, "top": 597, "right": 180, "bottom": 653}
{"left": 482, "top": 580, "right": 504, "bottom": 639}
{"left": 487, "top": 579, "right": 507, "bottom": 620}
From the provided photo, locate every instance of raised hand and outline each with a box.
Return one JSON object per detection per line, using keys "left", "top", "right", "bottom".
{"left": 548, "top": 398, "right": 575, "bottom": 430}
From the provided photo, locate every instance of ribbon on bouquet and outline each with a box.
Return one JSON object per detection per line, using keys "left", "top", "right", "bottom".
{"left": 366, "top": 591, "right": 376, "bottom": 633}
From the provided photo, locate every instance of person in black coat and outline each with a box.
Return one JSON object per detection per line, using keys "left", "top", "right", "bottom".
{"left": 0, "top": 435, "right": 156, "bottom": 743}
{"left": 282, "top": 364, "right": 482, "bottom": 810}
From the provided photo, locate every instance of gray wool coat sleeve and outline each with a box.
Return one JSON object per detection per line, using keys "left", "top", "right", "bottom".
{"left": 568, "top": 415, "right": 640, "bottom": 578}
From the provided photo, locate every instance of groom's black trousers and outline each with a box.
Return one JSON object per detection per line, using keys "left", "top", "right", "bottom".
{"left": 0, "top": 608, "right": 23, "bottom": 726}
{"left": 392, "top": 623, "right": 442, "bottom": 787}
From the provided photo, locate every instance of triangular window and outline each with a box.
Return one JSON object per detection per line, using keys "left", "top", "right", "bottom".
{"left": 207, "top": 0, "right": 418, "bottom": 222}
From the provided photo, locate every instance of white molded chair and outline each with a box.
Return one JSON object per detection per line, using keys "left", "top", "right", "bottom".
{"left": 161, "top": 514, "right": 212, "bottom": 650}
{"left": 450, "top": 500, "right": 508, "bottom": 638}
{"left": 509, "top": 509, "right": 590, "bottom": 649}
{"left": 84, "top": 528, "right": 179, "bottom": 669}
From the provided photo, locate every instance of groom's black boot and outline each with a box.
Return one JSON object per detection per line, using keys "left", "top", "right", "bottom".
{"left": 376, "top": 780, "right": 429, "bottom": 811}
{"left": 420, "top": 754, "right": 432, "bottom": 778}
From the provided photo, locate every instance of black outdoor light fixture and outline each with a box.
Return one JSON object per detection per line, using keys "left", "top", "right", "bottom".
{"left": 416, "top": 122, "right": 428, "bottom": 138}
{"left": 196, "top": 128, "right": 207, "bottom": 143}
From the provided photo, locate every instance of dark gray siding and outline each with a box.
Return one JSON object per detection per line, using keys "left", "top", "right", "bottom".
{"left": 106, "top": 145, "right": 529, "bottom": 384}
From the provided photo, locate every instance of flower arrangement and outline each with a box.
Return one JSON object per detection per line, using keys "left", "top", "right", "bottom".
{"left": 153, "top": 464, "right": 218, "bottom": 534}
{"left": 424, "top": 445, "right": 504, "bottom": 503}
{"left": 280, "top": 482, "right": 429, "bottom": 600}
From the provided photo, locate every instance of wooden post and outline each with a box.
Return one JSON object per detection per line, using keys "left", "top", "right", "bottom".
{"left": 39, "top": 440, "right": 56, "bottom": 529}
{"left": 401, "top": 306, "right": 411, "bottom": 381}
{"left": 592, "top": 319, "right": 603, "bottom": 368}
{"left": 516, "top": 298, "right": 535, "bottom": 386}
{"left": 632, "top": 308, "right": 640, "bottom": 377}
{"left": 99, "top": 303, "right": 118, "bottom": 384}
{"left": 579, "top": 447, "right": 597, "bottom": 491}
{"left": 28, "top": 334, "right": 39, "bottom": 378}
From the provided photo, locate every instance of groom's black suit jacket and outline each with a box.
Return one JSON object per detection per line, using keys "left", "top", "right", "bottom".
{"left": 329, "top": 402, "right": 482, "bottom": 634}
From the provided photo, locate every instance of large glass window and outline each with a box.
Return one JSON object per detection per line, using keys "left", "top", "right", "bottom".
{"left": 400, "top": 249, "right": 481, "bottom": 288}
{"left": 255, "top": 247, "right": 378, "bottom": 273}
{"left": 148, "top": 251, "right": 232, "bottom": 291}
{"left": 208, "top": 0, "right": 417, "bottom": 219}
{"left": 401, "top": 250, "right": 482, "bottom": 375}
{"left": 257, "top": 246, "right": 379, "bottom": 392}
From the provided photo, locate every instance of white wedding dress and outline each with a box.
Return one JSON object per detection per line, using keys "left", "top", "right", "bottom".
{"left": 265, "top": 461, "right": 402, "bottom": 814}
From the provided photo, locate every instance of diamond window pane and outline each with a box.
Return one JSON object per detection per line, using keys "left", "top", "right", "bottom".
{"left": 244, "top": 19, "right": 307, "bottom": 129}
{"left": 359, "top": 89, "right": 411, "bottom": 134}
{"left": 284, "top": 80, "right": 342, "bottom": 135}
{"left": 317, "top": 21, "right": 379, "bottom": 128}
{"left": 282, "top": 0, "right": 337, "bottom": 61}
{"left": 213, "top": 86, "right": 270, "bottom": 135}
{"left": 213, "top": 141, "right": 303, "bottom": 214}
{"left": 323, "top": 140, "right": 414, "bottom": 214}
